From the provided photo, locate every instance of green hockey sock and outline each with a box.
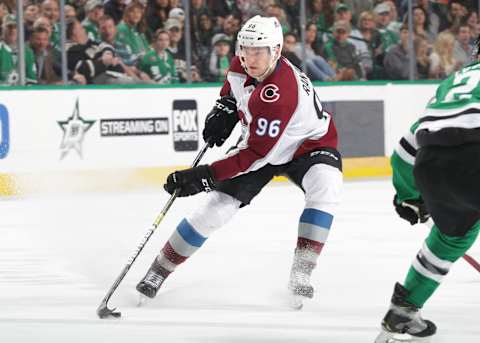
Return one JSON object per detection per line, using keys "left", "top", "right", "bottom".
{"left": 403, "top": 221, "right": 480, "bottom": 307}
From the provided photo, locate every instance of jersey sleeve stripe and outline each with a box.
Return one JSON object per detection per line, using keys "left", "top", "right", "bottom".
{"left": 399, "top": 137, "right": 417, "bottom": 157}
{"left": 395, "top": 144, "right": 415, "bottom": 166}
{"left": 403, "top": 130, "right": 418, "bottom": 150}
{"left": 419, "top": 107, "right": 480, "bottom": 123}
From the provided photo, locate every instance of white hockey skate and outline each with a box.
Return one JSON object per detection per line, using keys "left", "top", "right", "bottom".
{"left": 288, "top": 250, "right": 315, "bottom": 310}
{"left": 375, "top": 283, "right": 436, "bottom": 343}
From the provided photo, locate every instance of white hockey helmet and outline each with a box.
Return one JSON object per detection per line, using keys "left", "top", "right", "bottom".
{"left": 237, "top": 15, "right": 283, "bottom": 58}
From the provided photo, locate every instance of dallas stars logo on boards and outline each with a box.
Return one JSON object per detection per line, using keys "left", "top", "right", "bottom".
{"left": 57, "top": 99, "right": 95, "bottom": 160}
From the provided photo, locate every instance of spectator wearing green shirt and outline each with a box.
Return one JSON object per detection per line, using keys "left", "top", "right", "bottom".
{"left": 0, "top": 44, "right": 17, "bottom": 85}
{"left": 0, "top": 15, "right": 37, "bottom": 85}
{"left": 116, "top": 1, "right": 149, "bottom": 65}
{"left": 374, "top": 3, "right": 399, "bottom": 53}
{"left": 208, "top": 33, "right": 232, "bottom": 82}
{"left": 82, "top": 0, "right": 104, "bottom": 42}
{"left": 138, "top": 29, "right": 178, "bottom": 84}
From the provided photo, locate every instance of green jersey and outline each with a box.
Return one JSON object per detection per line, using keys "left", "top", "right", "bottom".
{"left": 217, "top": 56, "right": 229, "bottom": 82}
{"left": 310, "top": 14, "right": 327, "bottom": 33}
{"left": 51, "top": 22, "right": 61, "bottom": 48}
{"left": 392, "top": 61, "right": 480, "bottom": 202}
{"left": 416, "top": 61, "right": 480, "bottom": 134}
{"left": 24, "top": 46, "right": 38, "bottom": 84}
{"left": 0, "top": 42, "right": 15, "bottom": 84}
{"left": 82, "top": 18, "right": 100, "bottom": 42}
{"left": 379, "top": 28, "right": 399, "bottom": 52}
{"left": 138, "top": 49, "right": 178, "bottom": 84}
{"left": 0, "top": 42, "right": 37, "bottom": 85}
{"left": 428, "top": 61, "right": 480, "bottom": 109}
{"left": 116, "top": 22, "right": 149, "bottom": 60}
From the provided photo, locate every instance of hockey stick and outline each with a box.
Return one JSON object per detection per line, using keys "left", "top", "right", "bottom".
{"left": 96, "top": 140, "right": 211, "bottom": 319}
{"left": 424, "top": 219, "right": 480, "bottom": 274}
{"left": 462, "top": 254, "right": 480, "bottom": 273}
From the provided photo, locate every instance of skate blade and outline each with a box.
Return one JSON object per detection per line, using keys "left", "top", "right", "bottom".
{"left": 289, "top": 295, "right": 304, "bottom": 310}
{"left": 137, "top": 294, "right": 149, "bottom": 307}
{"left": 375, "top": 328, "right": 432, "bottom": 343}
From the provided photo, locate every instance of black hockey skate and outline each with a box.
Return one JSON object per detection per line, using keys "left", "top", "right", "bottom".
{"left": 288, "top": 251, "right": 315, "bottom": 310}
{"left": 375, "top": 283, "right": 437, "bottom": 343}
{"left": 136, "top": 259, "right": 170, "bottom": 299}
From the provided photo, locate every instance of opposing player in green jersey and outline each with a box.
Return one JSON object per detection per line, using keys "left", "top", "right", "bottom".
{"left": 375, "top": 37, "right": 480, "bottom": 343}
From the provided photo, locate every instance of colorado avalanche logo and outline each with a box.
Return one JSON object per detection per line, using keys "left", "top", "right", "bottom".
{"left": 260, "top": 84, "right": 280, "bottom": 103}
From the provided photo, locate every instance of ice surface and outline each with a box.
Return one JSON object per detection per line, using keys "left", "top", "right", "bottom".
{"left": 1, "top": 180, "right": 479, "bottom": 343}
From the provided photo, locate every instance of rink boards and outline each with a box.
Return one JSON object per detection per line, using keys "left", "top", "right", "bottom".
{"left": 0, "top": 82, "right": 437, "bottom": 195}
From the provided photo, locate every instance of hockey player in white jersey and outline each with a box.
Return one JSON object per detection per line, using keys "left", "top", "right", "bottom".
{"left": 375, "top": 37, "right": 480, "bottom": 342}
{"left": 136, "top": 16, "right": 343, "bottom": 309}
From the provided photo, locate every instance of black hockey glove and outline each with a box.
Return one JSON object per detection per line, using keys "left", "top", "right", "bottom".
{"left": 203, "top": 96, "right": 239, "bottom": 147}
{"left": 393, "top": 195, "right": 430, "bottom": 226}
{"left": 164, "top": 165, "right": 216, "bottom": 197}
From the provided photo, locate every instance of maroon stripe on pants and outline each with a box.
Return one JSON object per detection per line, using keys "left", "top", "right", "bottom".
{"left": 162, "top": 242, "right": 188, "bottom": 265}
{"left": 297, "top": 237, "right": 324, "bottom": 254}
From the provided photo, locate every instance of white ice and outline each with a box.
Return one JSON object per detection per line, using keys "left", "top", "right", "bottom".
{"left": 1, "top": 179, "right": 479, "bottom": 343}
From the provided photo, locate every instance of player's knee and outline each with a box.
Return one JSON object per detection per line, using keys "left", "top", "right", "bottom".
{"left": 187, "top": 191, "right": 241, "bottom": 237}
{"left": 302, "top": 164, "right": 342, "bottom": 212}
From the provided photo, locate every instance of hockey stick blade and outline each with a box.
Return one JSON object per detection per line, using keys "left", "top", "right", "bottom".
{"left": 97, "top": 300, "right": 121, "bottom": 318}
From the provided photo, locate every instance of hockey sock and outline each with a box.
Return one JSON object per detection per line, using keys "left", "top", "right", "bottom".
{"left": 155, "top": 218, "right": 208, "bottom": 275}
{"left": 295, "top": 208, "right": 333, "bottom": 264}
{"left": 403, "top": 220, "right": 480, "bottom": 307}
{"left": 154, "top": 192, "right": 240, "bottom": 276}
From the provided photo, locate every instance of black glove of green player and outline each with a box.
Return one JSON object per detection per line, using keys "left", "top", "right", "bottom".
{"left": 203, "top": 96, "right": 239, "bottom": 147}
{"left": 164, "top": 165, "right": 216, "bottom": 197}
{"left": 393, "top": 195, "right": 430, "bottom": 225}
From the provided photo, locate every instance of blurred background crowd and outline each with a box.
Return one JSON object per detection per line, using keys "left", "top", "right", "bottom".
{"left": 0, "top": 0, "right": 479, "bottom": 85}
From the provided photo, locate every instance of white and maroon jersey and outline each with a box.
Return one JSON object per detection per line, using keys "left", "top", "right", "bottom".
{"left": 210, "top": 56, "right": 338, "bottom": 181}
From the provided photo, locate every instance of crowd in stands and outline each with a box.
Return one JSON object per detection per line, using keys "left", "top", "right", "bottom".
{"left": 0, "top": 0, "right": 478, "bottom": 85}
